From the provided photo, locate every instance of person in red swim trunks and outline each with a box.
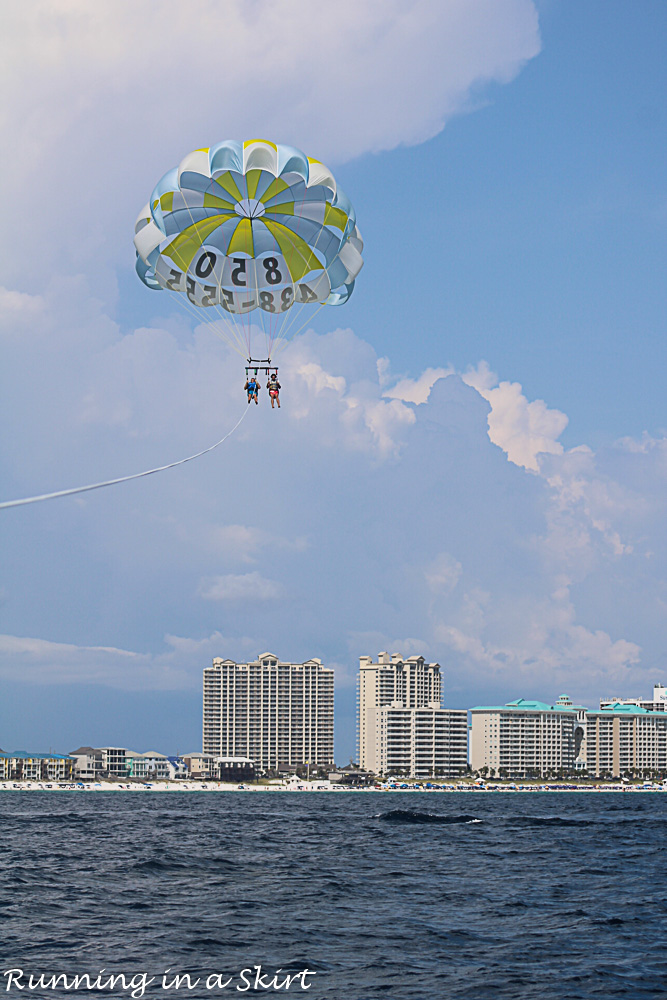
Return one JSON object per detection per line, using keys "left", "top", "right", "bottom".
{"left": 267, "top": 373, "right": 281, "bottom": 409}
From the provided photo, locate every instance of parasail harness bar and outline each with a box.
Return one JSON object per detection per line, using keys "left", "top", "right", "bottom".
{"left": 245, "top": 358, "right": 278, "bottom": 377}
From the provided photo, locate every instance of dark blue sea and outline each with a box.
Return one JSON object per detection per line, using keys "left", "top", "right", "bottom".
{"left": 2, "top": 791, "right": 667, "bottom": 999}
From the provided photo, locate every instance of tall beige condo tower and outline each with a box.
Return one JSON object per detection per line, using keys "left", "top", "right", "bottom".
{"left": 358, "top": 652, "right": 442, "bottom": 762}
{"left": 203, "top": 653, "right": 334, "bottom": 772}
{"left": 358, "top": 652, "right": 467, "bottom": 778}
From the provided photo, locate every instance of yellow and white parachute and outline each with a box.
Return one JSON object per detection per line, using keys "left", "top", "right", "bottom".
{"left": 134, "top": 139, "right": 363, "bottom": 362}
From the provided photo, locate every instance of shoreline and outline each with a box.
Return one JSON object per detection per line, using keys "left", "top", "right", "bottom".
{"left": 2, "top": 780, "right": 666, "bottom": 794}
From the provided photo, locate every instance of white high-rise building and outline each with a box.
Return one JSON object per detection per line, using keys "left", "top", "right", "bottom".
{"left": 364, "top": 706, "right": 469, "bottom": 778}
{"left": 203, "top": 653, "right": 334, "bottom": 772}
{"left": 358, "top": 652, "right": 442, "bottom": 763}
{"left": 469, "top": 698, "right": 583, "bottom": 777}
{"left": 586, "top": 703, "right": 667, "bottom": 777}
{"left": 357, "top": 652, "right": 467, "bottom": 777}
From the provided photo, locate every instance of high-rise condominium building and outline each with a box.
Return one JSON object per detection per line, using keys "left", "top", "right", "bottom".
{"left": 469, "top": 698, "right": 584, "bottom": 777}
{"left": 364, "top": 706, "right": 469, "bottom": 778}
{"left": 203, "top": 652, "right": 334, "bottom": 772}
{"left": 358, "top": 652, "right": 467, "bottom": 777}
{"left": 471, "top": 696, "right": 667, "bottom": 778}
{"left": 358, "top": 652, "right": 442, "bottom": 762}
{"left": 586, "top": 703, "right": 667, "bottom": 777}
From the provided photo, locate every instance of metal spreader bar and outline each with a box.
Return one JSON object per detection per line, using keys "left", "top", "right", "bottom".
{"left": 245, "top": 358, "right": 278, "bottom": 376}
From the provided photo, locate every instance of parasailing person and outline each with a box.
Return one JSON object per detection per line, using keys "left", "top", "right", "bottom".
{"left": 244, "top": 374, "right": 260, "bottom": 404}
{"left": 266, "top": 372, "right": 281, "bottom": 409}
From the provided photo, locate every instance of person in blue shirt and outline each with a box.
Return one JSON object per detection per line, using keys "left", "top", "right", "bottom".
{"left": 244, "top": 375, "right": 259, "bottom": 404}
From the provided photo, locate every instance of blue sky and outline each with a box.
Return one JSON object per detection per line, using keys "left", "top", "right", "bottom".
{"left": 0, "top": 1, "right": 665, "bottom": 761}
{"left": 338, "top": 2, "right": 666, "bottom": 448}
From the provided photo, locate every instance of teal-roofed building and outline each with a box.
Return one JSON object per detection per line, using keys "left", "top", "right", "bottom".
{"left": 600, "top": 683, "right": 667, "bottom": 714}
{"left": 586, "top": 702, "right": 667, "bottom": 778}
{"left": 470, "top": 697, "right": 586, "bottom": 778}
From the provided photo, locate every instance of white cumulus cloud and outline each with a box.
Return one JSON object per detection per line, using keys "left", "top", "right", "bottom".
{"left": 426, "top": 553, "right": 463, "bottom": 594}
{"left": 198, "top": 572, "right": 282, "bottom": 601}
{"left": 0, "top": 1, "right": 540, "bottom": 282}
{"left": 463, "top": 361, "right": 569, "bottom": 471}
{"left": 383, "top": 367, "right": 454, "bottom": 405}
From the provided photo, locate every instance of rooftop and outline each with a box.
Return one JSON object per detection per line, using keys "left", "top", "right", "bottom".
{"left": 471, "top": 698, "right": 581, "bottom": 713}
{"left": 590, "top": 702, "right": 666, "bottom": 716}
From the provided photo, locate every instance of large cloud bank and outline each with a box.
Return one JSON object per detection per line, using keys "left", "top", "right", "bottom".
{"left": 0, "top": 0, "right": 540, "bottom": 283}
{"left": 4, "top": 2, "right": 664, "bottom": 757}
{"left": 1, "top": 286, "right": 664, "bottom": 733}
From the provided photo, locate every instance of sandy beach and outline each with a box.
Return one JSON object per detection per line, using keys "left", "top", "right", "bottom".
{"left": 2, "top": 779, "right": 666, "bottom": 793}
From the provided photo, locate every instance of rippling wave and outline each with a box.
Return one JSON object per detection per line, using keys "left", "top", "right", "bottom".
{"left": 507, "top": 814, "right": 596, "bottom": 826}
{"left": 378, "top": 809, "right": 481, "bottom": 824}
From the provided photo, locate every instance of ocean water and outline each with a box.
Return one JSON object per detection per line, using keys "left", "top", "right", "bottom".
{"left": 2, "top": 791, "right": 667, "bottom": 999}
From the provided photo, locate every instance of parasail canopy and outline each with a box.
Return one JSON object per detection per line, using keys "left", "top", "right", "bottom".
{"left": 134, "top": 139, "right": 363, "bottom": 362}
